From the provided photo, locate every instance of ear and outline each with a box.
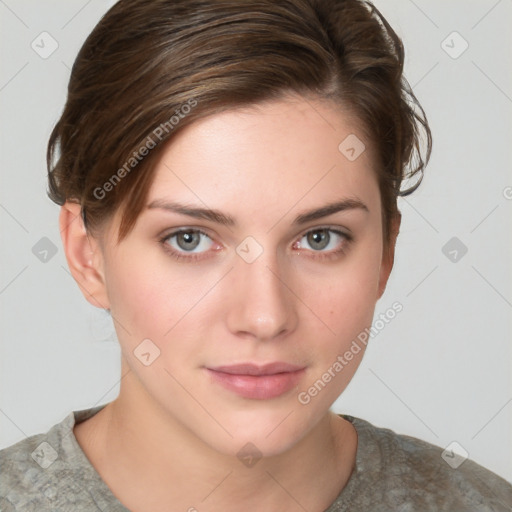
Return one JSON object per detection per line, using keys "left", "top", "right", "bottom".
{"left": 59, "top": 201, "right": 110, "bottom": 310}
{"left": 377, "top": 212, "right": 401, "bottom": 300}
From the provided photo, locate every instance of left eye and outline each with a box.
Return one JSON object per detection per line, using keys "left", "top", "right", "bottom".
{"left": 295, "top": 228, "right": 348, "bottom": 252}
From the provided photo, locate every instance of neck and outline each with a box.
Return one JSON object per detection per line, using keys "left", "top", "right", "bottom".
{"left": 75, "top": 370, "right": 357, "bottom": 512}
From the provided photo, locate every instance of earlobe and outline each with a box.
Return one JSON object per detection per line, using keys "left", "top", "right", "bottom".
{"left": 377, "top": 212, "right": 401, "bottom": 300}
{"left": 59, "top": 201, "right": 110, "bottom": 309}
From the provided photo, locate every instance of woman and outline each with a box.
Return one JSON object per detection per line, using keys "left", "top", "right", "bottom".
{"left": 1, "top": 0, "right": 511, "bottom": 510}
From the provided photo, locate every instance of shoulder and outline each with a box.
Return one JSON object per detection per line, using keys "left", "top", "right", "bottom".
{"left": 340, "top": 415, "right": 512, "bottom": 511}
{"left": 0, "top": 430, "right": 60, "bottom": 511}
{"left": 0, "top": 405, "right": 118, "bottom": 511}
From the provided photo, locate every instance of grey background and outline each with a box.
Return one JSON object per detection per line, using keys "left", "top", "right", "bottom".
{"left": 1, "top": 0, "right": 511, "bottom": 482}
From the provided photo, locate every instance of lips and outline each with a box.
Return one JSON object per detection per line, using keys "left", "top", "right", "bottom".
{"left": 209, "top": 362, "right": 304, "bottom": 376}
{"left": 206, "top": 362, "right": 306, "bottom": 399}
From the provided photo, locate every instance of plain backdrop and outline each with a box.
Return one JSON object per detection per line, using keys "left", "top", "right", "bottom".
{"left": 1, "top": 0, "right": 511, "bottom": 483}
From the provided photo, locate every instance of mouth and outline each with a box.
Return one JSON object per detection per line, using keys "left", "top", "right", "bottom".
{"left": 205, "top": 362, "right": 306, "bottom": 400}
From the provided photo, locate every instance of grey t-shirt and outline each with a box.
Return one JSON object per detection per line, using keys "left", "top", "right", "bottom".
{"left": 1, "top": 403, "right": 511, "bottom": 511}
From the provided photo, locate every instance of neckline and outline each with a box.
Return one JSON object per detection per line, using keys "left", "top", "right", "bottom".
{"left": 62, "top": 404, "right": 373, "bottom": 511}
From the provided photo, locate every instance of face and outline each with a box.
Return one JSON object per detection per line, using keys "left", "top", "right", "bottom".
{"left": 89, "top": 94, "right": 393, "bottom": 457}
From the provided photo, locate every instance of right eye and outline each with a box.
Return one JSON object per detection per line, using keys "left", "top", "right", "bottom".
{"left": 159, "top": 228, "right": 220, "bottom": 262}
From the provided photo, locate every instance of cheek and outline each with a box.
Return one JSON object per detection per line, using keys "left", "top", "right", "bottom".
{"left": 327, "top": 243, "right": 382, "bottom": 305}
{"left": 105, "top": 264, "right": 163, "bottom": 332}
{"left": 312, "top": 241, "right": 383, "bottom": 350}
{"left": 103, "top": 262, "right": 209, "bottom": 383}
{"left": 298, "top": 254, "right": 381, "bottom": 406}
{"left": 103, "top": 253, "right": 222, "bottom": 347}
{"left": 101, "top": 248, "right": 181, "bottom": 354}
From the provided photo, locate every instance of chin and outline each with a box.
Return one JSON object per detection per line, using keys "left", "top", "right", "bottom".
{"left": 203, "top": 405, "right": 322, "bottom": 459}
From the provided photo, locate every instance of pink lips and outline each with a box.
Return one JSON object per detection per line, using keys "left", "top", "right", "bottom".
{"left": 206, "top": 362, "right": 306, "bottom": 399}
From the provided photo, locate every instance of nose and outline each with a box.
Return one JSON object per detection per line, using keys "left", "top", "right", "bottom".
{"left": 225, "top": 246, "right": 298, "bottom": 342}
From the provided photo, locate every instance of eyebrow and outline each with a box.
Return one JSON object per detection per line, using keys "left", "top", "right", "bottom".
{"left": 145, "top": 197, "right": 369, "bottom": 226}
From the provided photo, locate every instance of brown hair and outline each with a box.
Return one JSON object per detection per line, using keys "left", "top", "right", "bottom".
{"left": 47, "top": 0, "right": 431, "bottom": 250}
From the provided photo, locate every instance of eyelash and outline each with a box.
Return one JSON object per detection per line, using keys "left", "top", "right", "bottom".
{"left": 159, "top": 227, "right": 353, "bottom": 263}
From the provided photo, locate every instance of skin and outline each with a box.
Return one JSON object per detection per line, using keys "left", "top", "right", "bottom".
{"left": 61, "top": 93, "right": 400, "bottom": 512}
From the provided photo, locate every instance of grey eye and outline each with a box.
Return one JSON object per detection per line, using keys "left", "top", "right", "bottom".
{"left": 164, "top": 229, "right": 214, "bottom": 254}
{"left": 306, "top": 229, "right": 331, "bottom": 250}
{"left": 176, "top": 230, "right": 201, "bottom": 251}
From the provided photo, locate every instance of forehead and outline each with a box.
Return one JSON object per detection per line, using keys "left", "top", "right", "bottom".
{"left": 147, "top": 95, "right": 378, "bottom": 208}
{"left": 98, "top": 94, "right": 382, "bottom": 245}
